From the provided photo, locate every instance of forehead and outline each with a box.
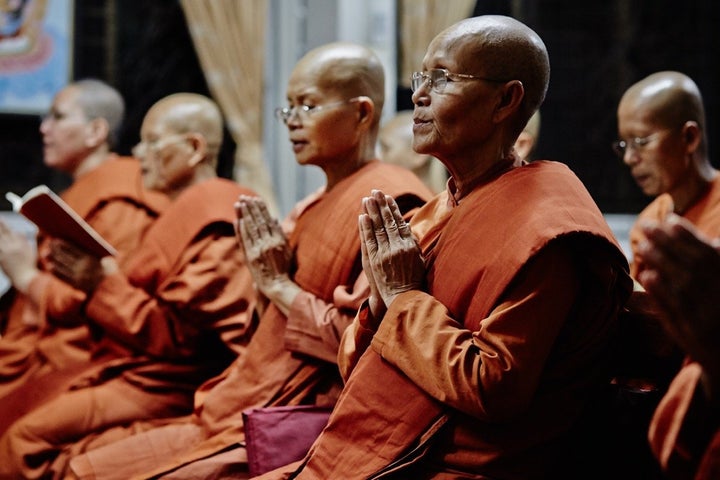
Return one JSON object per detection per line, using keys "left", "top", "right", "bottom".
{"left": 423, "top": 31, "right": 475, "bottom": 71}
{"left": 140, "top": 105, "right": 175, "bottom": 138}
{"left": 52, "top": 87, "right": 82, "bottom": 112}
{"left": 618, "top": 97, "right": 664, "bottom": 131}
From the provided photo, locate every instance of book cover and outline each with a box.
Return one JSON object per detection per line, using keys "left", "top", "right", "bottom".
{"left": 6, "top": 185, "right": 117, "bottom": 257}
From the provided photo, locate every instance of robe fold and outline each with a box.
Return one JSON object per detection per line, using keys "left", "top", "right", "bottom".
{"left": 275, "top": 160, "right": 632, "bottom": 479}
{"left": 0, "top": 178, "right": 258, "bottom": 480}
{"left": 0, "top": 155, "right": 168, "bottom": 402}
{"left": 66, "top": 161, "right": 432, "bottom": 480}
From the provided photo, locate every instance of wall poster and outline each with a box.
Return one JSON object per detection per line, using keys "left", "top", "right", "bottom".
{"left": 0, "top": 0, "right": 73, "bottom": 114}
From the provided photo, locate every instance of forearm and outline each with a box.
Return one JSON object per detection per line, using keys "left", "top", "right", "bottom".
{"left": 285, "top": 274, "right": 370, "bottom": 364}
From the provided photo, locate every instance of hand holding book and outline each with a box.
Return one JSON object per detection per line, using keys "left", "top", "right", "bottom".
{"left": 6, "top": 185, "right": 116, "bottom": 258}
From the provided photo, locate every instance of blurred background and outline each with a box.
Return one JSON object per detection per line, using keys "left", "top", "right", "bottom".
{"left": 0, "top": 0, "right": 717, "bottom": 253}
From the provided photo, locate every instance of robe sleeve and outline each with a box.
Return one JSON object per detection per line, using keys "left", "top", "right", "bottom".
{"left": 337, "top": 301, "right": 379, "bottom": 380}
{"left": 84, "top": 232, "right": 254, "bottom": 359}
{"left": 370, "top": 242, "right": 580, "bottom": 421}
{"left": 28, "top": 272, "right": 87, "bottom": 327}
{"left": 649, "top": 362, "right": 720, "bottom": 479}
{"left": 84, "top": 199, "right": 161, "bottom": 265}
{"left": 283, "top": 271, "right": 370, "bottom": 364}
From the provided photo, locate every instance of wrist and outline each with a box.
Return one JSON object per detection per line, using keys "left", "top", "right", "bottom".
{"left": 13, "top": 266, "right": 40, "bottom": 295}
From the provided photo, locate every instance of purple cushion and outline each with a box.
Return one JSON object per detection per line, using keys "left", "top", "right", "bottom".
{"left": 243, "top": 405, "right": 333, "bottom": 476}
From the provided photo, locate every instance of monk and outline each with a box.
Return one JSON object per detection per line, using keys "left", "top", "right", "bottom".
{"left": 258, "top": 15, "right": 633, "bottom": 479}
{"left": 0, "top": 79, "right": 168, "bottom": 400}
{"left": 636, "top": 215, "right": 720, "bottom": 479}
{"left": 64, "top": 42, "right": 433, "bottom": 480}
{"left": 616, "top": 71, "right": 720, "bottom": 278}
{"left": 612, "top": 71, "right": 720, "bottom": 475}
{"left": 0, "top": 93, "right": 258, "bottom": 479}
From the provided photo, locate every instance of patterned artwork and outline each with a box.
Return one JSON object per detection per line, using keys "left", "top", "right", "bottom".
{"left": 0, "top": 0, "right": 73, "bottom": 114}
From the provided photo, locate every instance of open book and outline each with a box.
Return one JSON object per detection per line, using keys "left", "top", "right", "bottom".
{"left": 6, "top": 185, "right": 117, "bottom": 257}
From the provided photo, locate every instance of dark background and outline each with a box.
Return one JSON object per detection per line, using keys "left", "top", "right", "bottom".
{"left": 1, "top": 0, "right": 718, "bottom": 213}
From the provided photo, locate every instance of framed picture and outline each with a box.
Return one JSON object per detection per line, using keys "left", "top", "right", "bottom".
{"left": 0, "top": 0, "right": 74, "bottom": 114}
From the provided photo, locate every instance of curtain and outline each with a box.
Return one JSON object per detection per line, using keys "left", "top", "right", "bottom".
{"left": 398, "top": 0, "right": 476, "bottom": 88}
{"left": 179, "top": 0, "right": 278, "bottom": 214}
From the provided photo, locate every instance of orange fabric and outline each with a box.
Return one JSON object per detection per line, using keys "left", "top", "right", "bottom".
{"left": 630, "top": 176, "right": 720, "bottom": 278}
{"left": 0, "top": 156, "right": 169, "bottom": 401}
{"left": 66, "top": 161, "right": 433, "bottom": 480}
{"left": 0, "top": 178, "right": 258, "bottom": 479}
{"left": 649, "top": 362, "right": 720, "bottom": 479}
{"left": 287, "top": 160, "right": 632, "bottom": 479}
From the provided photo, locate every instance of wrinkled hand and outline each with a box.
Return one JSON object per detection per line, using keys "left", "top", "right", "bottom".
{"left": 637, "top": 214, "right": 720, "bottom": 382}
{"left": 235, "top": 195, "right": 295, "bottom": 302}
{"left": 359, "top": 190, "right": 424, "bottom": 317}
{"left": 0, "top": 220, "right": 39, "bottom": 293}
{"left": 48, "top": 239, "right": 110, "bottom": 293}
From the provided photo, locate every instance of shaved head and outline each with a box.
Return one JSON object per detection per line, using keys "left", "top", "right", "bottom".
{"left": 290, "top": 42, "right": 385, "bottom": 128}
{"left": 436, "top": 15, "right": 549, "bottom": 134}
{"left": 72, "top": 79, "right": 125, "bottom": 148}
{"left": 146, "top": 93, "right": 223, "bottom": 159}
{"left": 619, "top": 71, "right": 706, "bottom": 146}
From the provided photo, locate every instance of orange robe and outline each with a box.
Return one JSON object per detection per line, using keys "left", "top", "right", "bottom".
{"left": 0, "top": 178, "right": 258, "bottom": 479}
{"left": 649, "top": 362, "right": 720, "bottom": 479}
{"left": 622, "top": 176, "right": 720, "bottom": 475}
{"left": 0, "top": 155, "right": 169, "bottom": 401}
{"left": 629, "top": 176, "right": 720, "bottom": 278}
{"left": 66, "top": 161, "right": 432, "bottom": 480}
{"left": 266, "top": 160, "right": 633, "bottom": 479}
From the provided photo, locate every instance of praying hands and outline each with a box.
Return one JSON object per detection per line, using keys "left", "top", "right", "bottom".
{"left": 358, "top": 189, "right": 425, "bottom": 320}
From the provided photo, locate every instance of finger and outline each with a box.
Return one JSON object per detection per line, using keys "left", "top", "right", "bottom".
{"left": 371, "top": 190, "right": 403, "bottom": 242}
{"left": 362, "top": 197, "right": 387, "bottom": 242}
{"left": 245, "top": 198, "right": 272, "bottom": 237}
{"left": 386, "top": 195, "right": 413, "bottom": 239}
{"left": 238, "top": 218, "right": 254, "bottom": 251}
{"left": 358, "top": 212, "right": 379, "bottom": 261}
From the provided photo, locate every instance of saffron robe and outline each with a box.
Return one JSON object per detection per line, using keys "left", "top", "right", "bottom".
{"left": 620, "top": 176, "right": 720, "bottom": 476}
{"left": 66, "top": 161, "right": 432, "bottom": 480}
{"left": 269, "top": 160, "right": 633, "bottom": 479}
{"left": 0, "top": 178, "right": 258, "bottom": 479}
{"left": 629, "top": 176, "right": 720, "bottom": 278}
{"left": 0, "top": 156, "right": 169, "bottom": 401}
{"left": 649, "top": 362, "right": 720, "bottom": 479}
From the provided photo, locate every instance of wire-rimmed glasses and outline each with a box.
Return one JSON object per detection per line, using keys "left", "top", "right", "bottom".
{"left": 611, "top": 130, "right": 670, "bottom": 157}
{"left": 410, "top": 68, "right": 507, "bottom": 93}
{"left": 274, "top": 97, "right": 362, "bottom": 125}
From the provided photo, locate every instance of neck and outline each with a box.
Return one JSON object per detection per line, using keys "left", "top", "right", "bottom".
{"left": 167, "top": 164, "right": 217, "bottom": 200}
{"left": 447, "top": 150, "right": 518, "bottom": 201}
{"left": 72, "top": 147, "right": 111, "bottom": 179}
{"left": 671, "top": 163, "right": 718, "bottom": 214}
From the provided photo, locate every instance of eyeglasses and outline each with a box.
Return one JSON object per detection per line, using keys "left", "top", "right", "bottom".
{"left": 611, "top": 130, "right": 671, "bottom": 157}
{"left": 132, "top": 134, "right": 186, "bottom": 158}
{"left": 410, "top": 68, "right": 507, "bottom": 93}
{"left": 274, "top": 97, "right": 362, "bottom": 125}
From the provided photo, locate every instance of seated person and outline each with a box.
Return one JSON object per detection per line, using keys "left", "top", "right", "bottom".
{"left": 638, "top": 215, "right": 720, "bottom": 480}
{"left": 0, "top": 79, "right": 168, "bottom": 402}
{"left": 257, "top": 14, "right": 633, "bottom": 479}
{"left": 0, "top": 93, "right": 259, "bottom": 479}
{"left": 62, "top": 42, "right": 433, "bottom": 480}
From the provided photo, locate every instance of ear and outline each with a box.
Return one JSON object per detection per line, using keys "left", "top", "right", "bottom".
{"left": 355, "top": 96, "right": 374, "bottom": 129}
{"left": 493, "top": 80, "right": 524, "bottom": 124}
{"left": 185, "top": 132, "right": 208, "bottom": 167}
{"left": 681, "top": 120, "right": 701, "bottom": 154}
{"left": 84, "top": 118, "right": 110, "bottom": 148}
{"left": 513, "top": 131, "right": 534, "bottom": 161}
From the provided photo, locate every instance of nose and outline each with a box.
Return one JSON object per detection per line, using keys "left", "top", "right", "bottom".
{"left": 622, "top": 147, "right": 640, "bottom": 167}
{"left": 411, "top": 83, "right": 430, "bottom": 106}
{"left": 39, "top": 116, "right": 49, "bottom": 134}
